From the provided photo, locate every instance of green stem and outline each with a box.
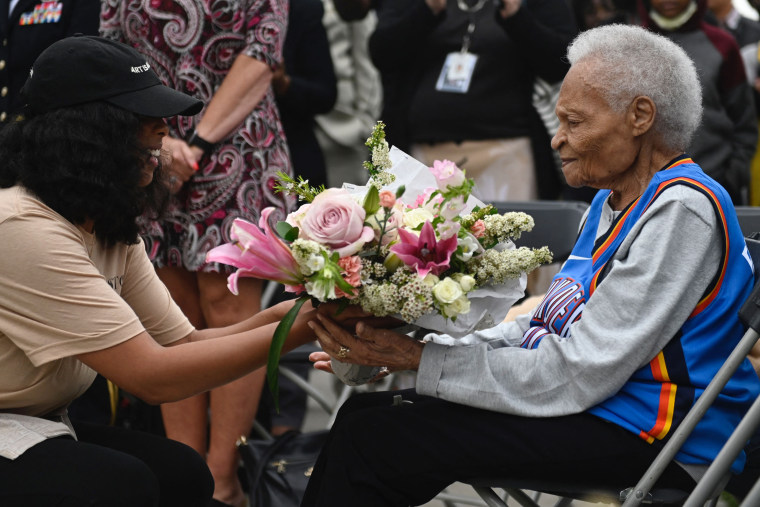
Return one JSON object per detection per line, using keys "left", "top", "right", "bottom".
{"left": 267, "top": 295, "right": 309, "bottom": 413}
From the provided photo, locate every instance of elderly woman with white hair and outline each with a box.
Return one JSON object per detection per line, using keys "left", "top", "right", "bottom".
{"left": 300, "top": 24, "right": 760, "bottom": 506}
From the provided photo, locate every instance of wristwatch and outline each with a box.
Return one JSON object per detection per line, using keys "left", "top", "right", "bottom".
{"left": 186, "top": 129, "right": 216, "bottom": 156}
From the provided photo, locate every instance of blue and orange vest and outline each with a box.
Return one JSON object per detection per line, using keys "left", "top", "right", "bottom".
{"left": 524, "top": 157, "right": 760, "bottom": 472}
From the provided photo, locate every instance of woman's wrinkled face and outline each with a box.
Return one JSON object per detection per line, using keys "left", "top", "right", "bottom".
{"left": 551, "top": 61, "right": 639, "bottom": 189}
{"left": 137, "top": 116, "right": 167, "bottom": 187}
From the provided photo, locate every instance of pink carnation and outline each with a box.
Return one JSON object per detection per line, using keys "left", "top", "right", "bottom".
{"left": 335, "top": 256, "right": 363, "bottom": 298}
{"left": 470, "top": 219, "right": 486, "bottom": 238}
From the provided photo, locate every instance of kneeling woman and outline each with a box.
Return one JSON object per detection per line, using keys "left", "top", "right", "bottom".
{"left": 0, "top": 36, "right": 316, "bottom": 506}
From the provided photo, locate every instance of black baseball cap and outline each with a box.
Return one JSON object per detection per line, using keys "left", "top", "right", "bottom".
{"left": 21, "top": 35, "right": 203, "bottom": 117}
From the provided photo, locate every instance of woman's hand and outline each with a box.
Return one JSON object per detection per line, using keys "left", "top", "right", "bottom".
{"left": 162, "top": 136, "right": 200, "bottom": 193}
{"left": 425, "top": 0, "right": 446, "bottom": 14}
{"left": 308, "top": 314, "right": 424, "bottom": 372}
{"left": 498, "top": 0, "right": 522, "bottom": 18}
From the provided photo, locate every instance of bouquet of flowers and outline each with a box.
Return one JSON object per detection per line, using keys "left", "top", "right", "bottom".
{"left": 206, "top": 123, "right": 552, "bottom": 402}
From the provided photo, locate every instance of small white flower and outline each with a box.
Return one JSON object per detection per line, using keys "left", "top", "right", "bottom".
{"left": 456, "top": 233, "right": 481, "bottom": 262}
{"left": 437, "top": 220, "right": 460, "bottom": 240}
{"left": 305, "top": 254, "right": 325, "bottom": 274}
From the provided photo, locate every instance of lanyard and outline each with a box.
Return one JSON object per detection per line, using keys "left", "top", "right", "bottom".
{"left": 456, "top": 0, "right": 488, "bottom": 53}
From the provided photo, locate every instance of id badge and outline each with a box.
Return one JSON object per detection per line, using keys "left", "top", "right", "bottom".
{"left": 436, "top": 52, "right": 478, "bottom": 94}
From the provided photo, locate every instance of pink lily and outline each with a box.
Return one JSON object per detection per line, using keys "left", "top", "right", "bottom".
{"left": 206, "top": 207, "right": 303, "bottom": 295}
{"left": 390, "top": 220, "right": 458, "bottom": 277}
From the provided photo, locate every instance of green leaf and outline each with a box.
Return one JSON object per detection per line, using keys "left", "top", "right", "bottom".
{"left": 267, "top": 295, "right": 309, "bottom": 413}
{"left": 363, "top": 185, "right": 381, "bottom": 215}
{"left": 335, "top": 275, "right": 356, "bottom": 295}
{"left": 275, "top": 221, "right": 299, "bottom": 242}
{"left": 395, "top": 185, "right": 406, "bottom": 200}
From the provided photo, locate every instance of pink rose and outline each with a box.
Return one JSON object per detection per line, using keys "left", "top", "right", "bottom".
{"left": 299, "top": 188, "right": 375, "bottom": 256}
{"left": 285, "top": 202, "right": 310, "bottom": 229}
{"left": 379, "top": 190, "right": 396, "bottom": 208}
{"left": 470, "top": 219, "right": 486, "bottom": 238}
{"left": 430, "top": 160, "right": 465, "bottom": 190}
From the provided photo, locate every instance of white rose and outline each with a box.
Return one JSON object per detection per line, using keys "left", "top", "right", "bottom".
{"left": 448, "top": 295, "right": 471, "bottom": 315}
{"left": 433, "top": 277, "right": 463, "bottom": 304}
{"left": 403, "top": 208, "right": 435, "bottom": 230}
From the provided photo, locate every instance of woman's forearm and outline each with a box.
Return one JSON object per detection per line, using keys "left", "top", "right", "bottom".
{"left": 80, "top": 305, "right": 317, "bottom": 404}
{"left": 194, "top": 53, "right": 273, "bottom": 143}
{"left": 192, "top": 298, "right": 308, "bottom": 342}
{"left": 151, "top": 308, "right": 317, "bottom": 402}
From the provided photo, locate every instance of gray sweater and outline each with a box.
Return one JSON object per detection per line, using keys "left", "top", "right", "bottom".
{"left": 417, "top": 184, "right": 722, "bottom": 417}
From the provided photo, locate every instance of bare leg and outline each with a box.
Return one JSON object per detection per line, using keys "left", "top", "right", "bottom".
{"left": 156, "top": 267, "right": 210, "bottom": 457}
{"left": 199, "top": 272, "right": 265, "bottom": 507}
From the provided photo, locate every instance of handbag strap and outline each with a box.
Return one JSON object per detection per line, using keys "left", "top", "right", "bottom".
{"left": 248, "top": 430, "right": 302, "bottom": 490}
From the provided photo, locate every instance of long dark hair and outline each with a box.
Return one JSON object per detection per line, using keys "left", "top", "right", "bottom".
{"left": 0, "top": 102, "right": 170, "bottom": 246}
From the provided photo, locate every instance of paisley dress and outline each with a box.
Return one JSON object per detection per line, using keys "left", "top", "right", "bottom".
{"left": 101, "top": 0, "right": 294, "bottom": 272}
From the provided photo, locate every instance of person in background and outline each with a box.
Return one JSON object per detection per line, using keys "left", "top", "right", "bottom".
{"left": 571, "top": 0, "right": 632, "bottom": 29}
{"left": 273, "top": 0, "right": 338, "bottom": 190}
{"left": 369, "top": 0, "right": 577, "bottom": 203}
{"left": 638, "top": 0, "right": 758, "bottom": 205}
{"left": 706, "top": 0, "right": 760, "bottom": 206}
{"left": 302, "top": 24, "right": 760, "bottom": 506}
{"left": 0, "top": 0, "right": 100, "bottom": 124}
{"left": 100, "top": 1, "right": 293, "bottom": 505}
{"left": 0, "top": 35, "right": 321, "bottom": 507}
{"left": 315, "top": 0, "right": 383, "bottom": 188}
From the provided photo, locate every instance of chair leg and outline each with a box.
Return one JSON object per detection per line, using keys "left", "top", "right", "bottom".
{"left": 503, "top": 488, "right": 542, "bottom": 507}
{"left": 471, "top": 486, "right": 509, "bottom": 507}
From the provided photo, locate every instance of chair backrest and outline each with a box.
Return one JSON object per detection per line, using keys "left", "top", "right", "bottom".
{"left": 736, "top": 206, "right": 760, "bottom": 237}
{"left": 492, "top": 200, "right": 589, "bottom": 263}
{"left": 621, "top": 236, "right": 760, "bottom": 506}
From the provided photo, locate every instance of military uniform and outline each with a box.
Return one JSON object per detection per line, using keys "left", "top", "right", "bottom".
{"left": 0, "top": 0, "right": 99, "bottom": 123}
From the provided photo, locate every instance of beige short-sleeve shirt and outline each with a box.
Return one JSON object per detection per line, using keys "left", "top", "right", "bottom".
{"left": 0, "top": 186, "right": 194, "bottom": 458}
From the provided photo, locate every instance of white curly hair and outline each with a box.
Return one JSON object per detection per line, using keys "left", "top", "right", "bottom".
{"left": 566, "top": 24, "right": 703, "bottom": 152}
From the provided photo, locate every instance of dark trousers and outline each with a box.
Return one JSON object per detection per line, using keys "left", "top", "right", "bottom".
{"left": 0, "top": 419, "right": 214, "bottom": 507}
{"left": 301, "top": 389, "right": 696, "bottom": 507}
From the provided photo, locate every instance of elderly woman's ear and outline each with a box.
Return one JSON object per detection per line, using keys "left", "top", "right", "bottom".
{"left": 630, "top": 95, "right": 657, "bottom": 137}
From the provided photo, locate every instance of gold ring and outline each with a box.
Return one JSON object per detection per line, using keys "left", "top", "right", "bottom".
{"left": 337, "top": 345, "right": 349, "bottom": 359}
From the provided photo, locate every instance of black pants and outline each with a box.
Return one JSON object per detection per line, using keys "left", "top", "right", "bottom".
{"left": 301, "top": 389, "right": 696, "bottom": 507}
{"left": 0, "top": 419, "right": 214, "bottom": 507}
